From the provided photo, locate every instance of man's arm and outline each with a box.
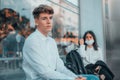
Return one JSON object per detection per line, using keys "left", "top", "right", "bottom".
{"left": 23, "top": 39, "right": 76, "bottom": 80}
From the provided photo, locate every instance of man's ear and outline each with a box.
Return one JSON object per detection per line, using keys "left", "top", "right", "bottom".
{"left": 35, "top": 18, "right": 38, "bottom": 26}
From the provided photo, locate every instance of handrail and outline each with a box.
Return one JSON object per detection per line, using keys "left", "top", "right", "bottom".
{"left": 0, "top": 57, "right": 22, "bottom": 61}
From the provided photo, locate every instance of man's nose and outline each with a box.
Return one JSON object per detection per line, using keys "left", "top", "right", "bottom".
{"left": 47, "top": 19, "right": 51, "bottom": 24}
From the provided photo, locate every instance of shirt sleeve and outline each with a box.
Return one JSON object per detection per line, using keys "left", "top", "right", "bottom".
{"left": 56, "top": 56, "right": 77, "bottom": 78}
{"left": 65, "top": 43, "right": 75, "bottom": 53}
{"left": 23, "top": 38, "right": 76, "bottom": 80}
{"left": 98, "top": 48, "right": 104, "bottom": 61}
{"left": 78, "top": 45, "right": 86, "bottom": 58}
{"left": 54, "top": 41, "right": 77, "bottom": 78}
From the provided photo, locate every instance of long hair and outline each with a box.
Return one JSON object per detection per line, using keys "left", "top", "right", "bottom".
{"left": 83, "top": 30, "right": 98, "bottom": 50}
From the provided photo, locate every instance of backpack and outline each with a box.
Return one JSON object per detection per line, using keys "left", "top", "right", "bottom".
{"left": 65, "top": 50, "right": 87, "bottom": 74}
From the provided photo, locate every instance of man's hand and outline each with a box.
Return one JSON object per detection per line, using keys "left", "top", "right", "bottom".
{"left": 75, "top": 77, "right": 86, "bottom": 80}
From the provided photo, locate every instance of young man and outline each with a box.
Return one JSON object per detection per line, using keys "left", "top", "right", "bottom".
{"left": 22, "top": 4, "right": 86, "bottom": 80}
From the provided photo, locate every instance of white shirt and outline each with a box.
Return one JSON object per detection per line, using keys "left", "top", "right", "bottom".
{"left": 22, "top": 29, "right": 77, "bottom": 80}
{"left": 78, "top": 45, "right": 104, "bottom": 66}
{"left": 65, "top": 43, "right": 75, "bottom": 53}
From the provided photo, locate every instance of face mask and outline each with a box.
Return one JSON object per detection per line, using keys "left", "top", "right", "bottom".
{"left": 85, "top": 39, "right": 94, "bottom": 45}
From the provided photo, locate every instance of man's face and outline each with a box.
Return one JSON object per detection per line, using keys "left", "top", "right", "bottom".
{"left": 35, "top": 13, "right": 53, "bottom": 36}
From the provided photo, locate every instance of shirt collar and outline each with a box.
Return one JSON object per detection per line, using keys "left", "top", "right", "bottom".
{"left": 87, "top": 46, "right": 94, "bottom": 50}
{"left": 35, "top": 29, "right": 49, "bottom": 41}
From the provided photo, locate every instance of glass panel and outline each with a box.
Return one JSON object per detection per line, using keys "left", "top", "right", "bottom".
{"left": 49, "top": 0, "right": 79, "bottom": 55}
{"left": 0, "top": 0, "right": 79, "bottom": 79}
{"left": 0, "top": 0, "right": 34, "bottom": 80}
{"left": 66, "top": 0, "right": 78, "bottom": 6}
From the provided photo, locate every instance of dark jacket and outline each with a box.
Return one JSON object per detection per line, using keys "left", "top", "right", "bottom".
{"left": 65, "top": 50, "right": 87, "bottom": 74}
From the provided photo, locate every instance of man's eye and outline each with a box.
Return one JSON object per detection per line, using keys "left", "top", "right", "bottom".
{"left": 50, "top": 16, "right": 53, "bottom": 19}
{"left": 42, "top": 18, "right": 46, "bottom": 20}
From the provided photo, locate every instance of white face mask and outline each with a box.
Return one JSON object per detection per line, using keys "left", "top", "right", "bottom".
{"left": 85, "top": 39, "right": 94, "bottom": 45}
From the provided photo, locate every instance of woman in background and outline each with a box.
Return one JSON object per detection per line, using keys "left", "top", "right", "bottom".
{"left": 78, "top": 30, "right": 104, "bottom": 66}
{"left": 78, "top": 30, "right": 114, "bottom": 80}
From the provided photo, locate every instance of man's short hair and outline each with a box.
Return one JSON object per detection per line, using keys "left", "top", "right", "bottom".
{"left": 32, "top": 4, "right": 54, "bottom": 19}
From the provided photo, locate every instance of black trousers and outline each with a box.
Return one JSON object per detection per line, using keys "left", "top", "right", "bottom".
{"left": 85, "top": 60, "right": 114, "bottom": 80}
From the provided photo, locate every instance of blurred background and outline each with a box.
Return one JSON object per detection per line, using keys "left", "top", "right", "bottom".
{"left": 0, "top": 0, "right": 120, "bottom": 80}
